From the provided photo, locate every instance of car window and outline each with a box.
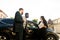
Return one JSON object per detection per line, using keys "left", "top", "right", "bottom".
{"left": 27, "top": 22, "right": 38, "bottom": 28}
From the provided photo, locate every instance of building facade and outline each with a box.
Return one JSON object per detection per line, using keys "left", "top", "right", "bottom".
{"left": 0, "top": 10, "right": 8, "bottom": 18}
{"left": 53, "top": 18, "right": 60, "bottom": 33}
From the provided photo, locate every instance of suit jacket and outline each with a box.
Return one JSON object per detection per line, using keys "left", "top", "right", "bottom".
{"left": 14, "top": 11, "right": 24, "bottom": 32}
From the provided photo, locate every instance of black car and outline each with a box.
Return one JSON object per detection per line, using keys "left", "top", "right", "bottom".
{"left": 0, "top": 18, "right": 59, "bottom": 40}
{"left": 24, "top": 21, "right": 59, "bottom": 40}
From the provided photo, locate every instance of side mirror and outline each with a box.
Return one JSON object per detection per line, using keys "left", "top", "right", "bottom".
{"left": 25, "top": 13, "right": 29, "bottom": 18}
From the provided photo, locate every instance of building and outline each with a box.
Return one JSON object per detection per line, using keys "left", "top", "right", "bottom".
{"left": 53, "top": 18, "right": 60, "bottom": 33}
{"left": 53, "top": 18, "right": 60, "bottom": 24}
{"left": 0, "top": 10, "right": 8, "bottom": 18}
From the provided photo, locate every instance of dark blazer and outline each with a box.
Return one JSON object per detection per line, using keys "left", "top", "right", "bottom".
{"left": 14, "top": 11, "right": 24, "bottom": 32}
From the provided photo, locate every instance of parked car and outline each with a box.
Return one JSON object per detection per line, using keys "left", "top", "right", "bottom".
{"left": 24, "top": 21, "right": 59, "bottom": 40}
{"left": 0, "top": 18, "right": 14, "bottom": 40}
{"left": 0, "top": 18, "right": 59, "bottom": 40}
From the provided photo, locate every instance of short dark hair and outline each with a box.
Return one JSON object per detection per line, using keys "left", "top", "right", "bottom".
{"left": 25, "top": 13, "right": 29, "bottom": 15}
{"left": 25, "top": 13, "right": 29, "bottom": 18}
{"left": 19, "top": 8, "right": 23, "bottom": 11}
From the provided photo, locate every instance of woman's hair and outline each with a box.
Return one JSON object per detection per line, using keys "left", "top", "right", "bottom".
{"left": 41, "top": 16, "right": 48, "bottom": 28}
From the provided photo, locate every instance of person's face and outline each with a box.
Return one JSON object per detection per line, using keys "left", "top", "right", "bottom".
{"left": 40, "top": 17, "right": 43, "bottom": 21}
{"left": 19, "top": 10, "right": 24, "bottom": 15}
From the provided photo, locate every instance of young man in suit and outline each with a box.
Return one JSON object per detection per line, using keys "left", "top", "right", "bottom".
{"left": 14, "top": 8, "right": 24, "bottom": 40}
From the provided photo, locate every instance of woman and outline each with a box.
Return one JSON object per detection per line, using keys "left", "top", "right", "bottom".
{"left": 38, "top": 16, "right": 48, "bottom": 40}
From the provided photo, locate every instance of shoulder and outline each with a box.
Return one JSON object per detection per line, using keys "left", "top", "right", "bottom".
{"left": 23, "top": 16, "right": 26, "bottom": 20}
{"left": 16, "top": 11, "right": 19, "bottom": 14}
{"left": 15, "top": 11, "right": 20, "bottom": 15}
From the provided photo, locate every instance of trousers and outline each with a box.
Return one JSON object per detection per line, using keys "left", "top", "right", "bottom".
{"left": 15, "top": 31, "right": 23, "bottom": 40}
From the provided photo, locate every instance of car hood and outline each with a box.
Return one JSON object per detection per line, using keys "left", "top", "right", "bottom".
{"left": 0, "top": 18, "right": 14, "bottom": 28}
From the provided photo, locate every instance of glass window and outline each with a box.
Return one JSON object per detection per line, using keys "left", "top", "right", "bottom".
{"left": 27, "top": 21, "right": 38, "bottom": 29}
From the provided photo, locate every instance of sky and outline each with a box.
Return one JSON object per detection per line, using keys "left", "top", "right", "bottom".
{"left": 0, "top": 0, "right": 60, "bottom": 21}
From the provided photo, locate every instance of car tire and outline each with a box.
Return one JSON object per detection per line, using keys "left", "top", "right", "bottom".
{"left": 0, "top": 33, "right": 11, "bottom": 40}
{"left": 46, "top": 35, "right": 58, "bottom": 40}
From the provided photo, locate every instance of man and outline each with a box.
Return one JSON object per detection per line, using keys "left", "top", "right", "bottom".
{"left": 23, "top": 13, "right": 29, "bottom": 40}
{"left": 14, "top": 8, "right": 24, "bottom": 40}
{"left": 48, "top": 19, "right": 54, "bottom": 30}
{"left": 23, "top": 13, "right": 29, "bottom": 28}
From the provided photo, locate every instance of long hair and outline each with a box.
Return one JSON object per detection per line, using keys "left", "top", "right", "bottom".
{"left": 41, "top": 16, "right": 48, "bottom": 28}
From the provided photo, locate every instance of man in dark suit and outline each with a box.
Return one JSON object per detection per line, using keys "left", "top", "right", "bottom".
{"left": 14, "top": 8, "right": 24, "bottom": 40}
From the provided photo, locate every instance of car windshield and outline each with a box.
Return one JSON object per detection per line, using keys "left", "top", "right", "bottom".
{"left": 27, "top": 21, "right": 38, "bottom": 29}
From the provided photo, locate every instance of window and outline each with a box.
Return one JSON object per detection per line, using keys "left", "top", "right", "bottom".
{"left": 27, "top": 21, "right": 38, "bottom": 29}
